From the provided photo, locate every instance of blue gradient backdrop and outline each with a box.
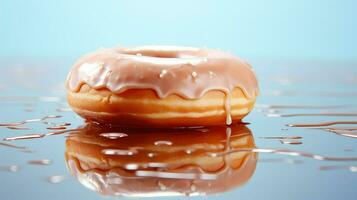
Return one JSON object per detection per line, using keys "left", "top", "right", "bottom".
{"left": 0, "top": 0, "right": 356, "bottom": 61}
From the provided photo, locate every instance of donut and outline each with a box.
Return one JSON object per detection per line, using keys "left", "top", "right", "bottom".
{"left": 65, "top": 123, "right": 257, "bottom": 197}
{"left": 66, "top": 46, "right": 259, "bottom": 127}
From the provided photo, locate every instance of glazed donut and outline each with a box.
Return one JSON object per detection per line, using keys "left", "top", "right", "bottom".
{"left": 65, "top": 123, "right": 257, "bottom": 197}
{"left": 66, "top": 46, "right": 259, "bottom": 127}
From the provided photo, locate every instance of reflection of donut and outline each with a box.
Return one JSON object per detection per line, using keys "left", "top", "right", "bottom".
{"left": 65, "top": 123, "right": 257, "bottom": 197}
{"left": 66, "top": 46, "right": 259, "bottom": 127}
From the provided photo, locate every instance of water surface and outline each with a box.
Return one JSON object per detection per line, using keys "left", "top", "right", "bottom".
{"left": 0, "top": 60, "right": 356, "bottom": 200}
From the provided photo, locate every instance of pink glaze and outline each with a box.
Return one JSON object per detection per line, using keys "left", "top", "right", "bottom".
{"left": 66, "top": 46, "right": 259, "bottom": 99}
{"left": 66, "top": 46, "right": 259, "bottom": 125}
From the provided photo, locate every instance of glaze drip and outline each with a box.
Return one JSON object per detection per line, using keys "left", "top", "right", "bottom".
{"left": 224, "top": 93, "right": 232, "bottom": 125}
{"left": 66, "top": 46, "right": 258, "bottom": 100}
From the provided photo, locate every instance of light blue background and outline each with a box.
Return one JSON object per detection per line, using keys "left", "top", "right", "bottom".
{"left": 0, "top": 0, "right": 356, "bottom": 61}
{"left": 0, "top": 1, "right": 357, "bottom": 200}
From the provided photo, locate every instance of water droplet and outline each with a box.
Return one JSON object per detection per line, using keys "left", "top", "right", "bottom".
{"left": 259, "top": 136, "right": 302, "bottom": 140}
{"left": 47, "top": 175, "right": 68, "bottom": 184}
{"left": 61, "top": 123, "right": 71, "bottom": 126}
{"left": 146, "top": 162, "right": 169, "bottom": 168}
{"left": 0, "top": 141, "right": 28, "bottom": 150}
{"left": 269, "top": 112, "right": 357, "bottom": 118}
{"left": 124, "top": 163, "right": 139, "bottom": 170}
{"left": 159, "top": 69, "right": 168, "bottom": 78}
{"left": 9, "top": 165, "right": 20, "bottom": 172}
{"left": 0, "top": 165, "right": 20, "bottom": 172}
{"left": 350, "top": 166, "right": 357, "bottom": 172}
{"left": 147, "top": 152, "right": 156, "bottom": 158}
{"left": 158, "top": 180, "right": 167, "bottom": 191}
{"left": 320, "top": 165, "right": 357, "bottom": 172}
{"left": 279, "top": 140, "right": 303, "bottom": 145}
{"left": 100, "top": 132, "right": 128, "bottom": 139}
{"left": 24, "top": 118, "right": 42, "bottom": 123}
{"left": 102, "top": 149, "right": 138, "bottom": 156}
{"left": 6, "top": 126, "right": 30, "bottom": 130}
{"left": 287, "top": 120, "right": 357, "bottom": 127}
{"left": 135, "top": 170, "right": 217, "bottom": 180}
{"left": 191, "top": 71, "right": 198, "bottom": 78}
{"left": 56, "top": 107, "right": 72, "bottom": 112}
{"left": 46, "top": 125, "right": 67, "bottom": 130}
{"left": 28, "top": 159, "right": 52, "bottom": 165}
{"left": 154, "top": 141, "right": 172, "bottom": 146}
{"left": 0, "top": 122, "right": 25, "bottom": 126}
{"left": 185, "top": 149, "right": 194, "bottom": 154}
{"left": 209, "top": 148, "right": 357, "bottom": 161}
{"left": 20, "top": 149, "right": 36, "bottom": 153}
{"left": 43, "top": 115, "right": 62, "bottom": 120}
{"left": 259, "top": 158, "right": 303, "bottom": 164}
{"left": 209, "top": 71, "right": 215, "bottom": 77}
{"left": 195, "top": 128, "right": 210, "bottom": 133}
{"left": 4, "top": 134, "right": 45, "bottom": 141}
{"left": 344, "top": 149, "right": 354, "bottom": 152}
{"left": 46, "top": 129, "right": 74, "bottom": 136}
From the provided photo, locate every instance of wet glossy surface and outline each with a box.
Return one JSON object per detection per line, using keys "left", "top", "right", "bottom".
{"left": 0, "top": 59, "right": 356, "bottom": 200}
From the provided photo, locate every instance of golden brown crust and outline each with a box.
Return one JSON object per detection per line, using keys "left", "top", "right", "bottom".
{"left": 67, "top": 84, "right": 256, "bottom": 127}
